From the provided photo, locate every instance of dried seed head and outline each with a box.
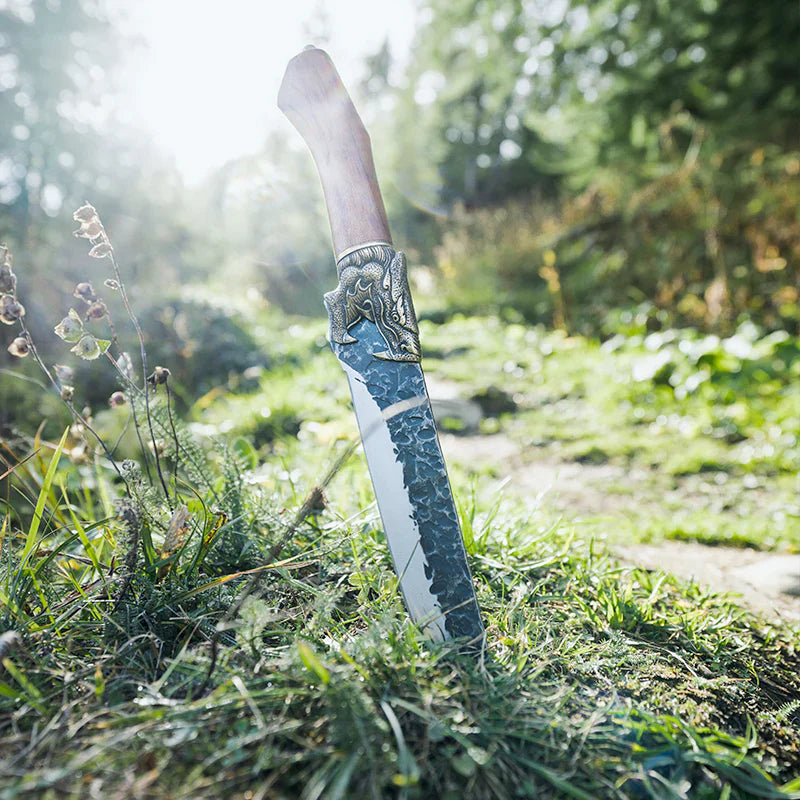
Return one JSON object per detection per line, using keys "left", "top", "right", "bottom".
{"left": 54, "top": 309, "right": 84, "bottom": 342}
{"left": 109, "top": 391, "right": 126, "bottom": 408}
{"left": 0, "top": 294, "right": 25, "bottom": 324}
{"left": 69, "top": 441, "right": 89, "bottom": 463}
{"left": 147, "top": 366, "right": 171, "bottom": 387}
{"left": 85, "top": 301, "right": 106, "bottom": 320}
{"left": 306, "top": 485, "right": 327, "bottom": 513}
{"left": 73, "top": 204, "right": 98, "bottom": 223}
{"left": 0, "top": 264, "right": 15, "bottom": 294}
{"left": 70, "top": 334, "right": 109, "bottom": 360}
{"left": 7, "top": 335, "right": 29, "bottom": 357}
{"left": 73, "top": 219, "right": 103, "bottom": 239}
{"left": 60, "top": 384, "right": 74, "bottom": 402}
{"left": 88, "top": 242, "right": 112, "bottom": 259}
{"left": 72, "top": 335, "right": 101, "bottom": 360}
{"left": 162, "top": 505, "right": 191, "bottom": 556}
{"left": 53, "top": 364, "right": 74, "bottom": 384}
{"left": 0, "top": 631, "right": 21, "bottom": 660}
{"left": 74, "top": 282, "right": 97, "bottom": 303}
{"left": 148, "top": 438, "right": 166, "bottom": 455}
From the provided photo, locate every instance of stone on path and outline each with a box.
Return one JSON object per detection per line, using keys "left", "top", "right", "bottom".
{"left": 428, "top": 378, "right": 483, "bottom": 435}
{"left": 616, "top": 542, "right": 800, "bottom": 622}
{"left": 436, "top": 429, "right": 800, "bottom": 624}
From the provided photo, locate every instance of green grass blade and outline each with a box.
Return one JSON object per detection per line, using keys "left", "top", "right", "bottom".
{"left": 62, "top": 485, "right": 106, "bottom": 587}
{"left": 1, "top": 657, "right": 44, "bottom": 713}
{"left": 20, "top": 428, "right": 69, "bottom": 569}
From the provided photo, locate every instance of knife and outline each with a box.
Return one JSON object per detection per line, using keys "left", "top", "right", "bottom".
{"left": 278, "top": 47, "right": 484, "bottom": 644}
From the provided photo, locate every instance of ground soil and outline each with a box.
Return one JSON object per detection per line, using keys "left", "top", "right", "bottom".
{"left": 439, "top": 430, "right": 800, "bottom": 624}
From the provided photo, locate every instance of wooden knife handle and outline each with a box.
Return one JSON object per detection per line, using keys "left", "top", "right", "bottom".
{"left": 278, "top": 47, "right": 392, "bottom": 260}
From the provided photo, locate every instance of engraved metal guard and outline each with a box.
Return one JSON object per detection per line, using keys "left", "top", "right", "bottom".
{"left": 324, "top": 244, "right": 421, "bottom": 362}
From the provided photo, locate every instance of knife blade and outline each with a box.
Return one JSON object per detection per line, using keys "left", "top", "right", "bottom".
{"left": 278, "top": 47, "right": 483, "bottom": 643}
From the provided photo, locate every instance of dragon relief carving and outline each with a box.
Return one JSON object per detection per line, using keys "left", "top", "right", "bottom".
{"left": 325, "top": 244, "right": 421, "bottom": 362}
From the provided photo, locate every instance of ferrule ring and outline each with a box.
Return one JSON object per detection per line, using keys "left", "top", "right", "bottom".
{"left": 336, "top": 240, "right": 393, "bottom": 264}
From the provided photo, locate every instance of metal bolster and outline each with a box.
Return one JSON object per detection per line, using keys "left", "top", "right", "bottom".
{"left": 324, "top": 243, "right": 422, "bottom": 363}
{"left": 335, "top": 240, "right": 394, "bottom": 264}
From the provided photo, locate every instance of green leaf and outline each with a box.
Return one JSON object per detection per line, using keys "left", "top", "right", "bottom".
{"left": 297, "top": 640, "right": 330, "bottom": 685}
{"left": 231, "top": 437, "right": 258, "bottom": 470}
{"left": 630, "top": 113, "right": 647, "bottom": 148}
{"left": 20, "top": 428, "right": 69, "bottom": 569}
{"left": 70, "top": 334, "right": 103, "bottom": 360}
{"left": 381, "top": 700, "right": 420, "bottom": 786}
{"left": 54, "top": 309, "right": 83, "bottom": 343}
{"left": 2, "top": 657, "right": 44, "bottom": 713}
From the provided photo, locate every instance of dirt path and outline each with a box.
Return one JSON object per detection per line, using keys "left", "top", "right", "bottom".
{"left": 439, "top": 431, "right": 800, "bottom": 623}
{"left": 616, "top": 541, "right": 800, "bottom": 622}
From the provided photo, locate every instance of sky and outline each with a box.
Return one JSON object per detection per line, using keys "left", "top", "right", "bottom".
{"left": 115, "top": 0, "right": 418, "bottom": 183}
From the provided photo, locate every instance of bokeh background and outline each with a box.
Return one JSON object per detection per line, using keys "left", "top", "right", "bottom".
{"left": 1, "top": 0, "right": 798, "bottom": 429}
{"left": 1, "top": 7, "right": 800, "bottom": 794}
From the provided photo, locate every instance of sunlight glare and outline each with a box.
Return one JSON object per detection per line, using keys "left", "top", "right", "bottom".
{"left": 115, "top": 0, "right": 415, "bottom": 183}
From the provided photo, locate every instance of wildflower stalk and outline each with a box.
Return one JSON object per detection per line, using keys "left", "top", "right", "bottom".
{"left": 107, "top": 247, "right": 172, "bottom": 507}
{"left": 130, "top": 400, "right": 155, "bottom": 483}
{"left": 72, "top": 205, "right": 172, "bottom": 506}
{"left": 104, "top": 304, "right": 120, "bottom": 351}
{"left": 109, "top": 407, "right": 133, "bottom": 458}
{"left": 108, "top": 353, "right": 215, "bottom": 500}
{"left": 4, "top": 243, "right": 128, "bottom": 485}
{"left": 141, "top": 368, "right": 219, "bottom": 502}
{"left": 164, "top": 381, "right": 180, "bottom": 503}
{"left": 105, "top": 353, "right": 143, "bottom": 398}
{"left": 104, "top": 351, "right": 155, "bottom": 483}
{"left": 17, "top": 318, "right": 130, "bottom": 492}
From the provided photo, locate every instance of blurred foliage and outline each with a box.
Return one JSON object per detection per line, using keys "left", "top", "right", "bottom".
{"left": 394, "top": 0, "right": 561, "bottom": 207}
{"left": 3, "top": 0, "right": 800, "bottom": 435}
{"left": 0, "top": 1, "right": 225, "bottom": 358}
{"left": 0, "top": 0, "right": 115, "bottom": 233}
{"left": 392, "top": 0, "right": 800, "bottom": 332}
{"left": 206, "top": 132, "right": 332, "bottom": 317}
{"left": 52, "top": 296, "right": 272, "bottom": 415}
{"left": 137, "top": 298, "right": 269, "bottom": 402}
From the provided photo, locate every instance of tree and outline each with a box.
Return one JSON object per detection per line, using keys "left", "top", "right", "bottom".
{"left": 0, "top": 3, "right": 222, "bottom": 338}
{"left": 394, "top": 0, "right": 560, "bottom": 208}
{"left": 394, "top": 0, "right": 800, "bottom": 330}
{"left": 0, "top": 0, "right": 119, "bottom": 241}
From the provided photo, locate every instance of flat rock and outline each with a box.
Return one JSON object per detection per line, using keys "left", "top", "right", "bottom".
{"left": 617, "top": 541, "right": 800, "bottom": 622}
{"left": 427, "top": 377, "right": 484, "bottom": 434}
{"left": 439, "top": 433, "right": 632, "bottom": 512}
{"left": 470, "top": 385, "right": 518, "bottom": 416}
{"left": 431, "top": 398, "right": 483, "bottom": 434}
{"left": 434, "top": 427, "right": 800, "bottom": 624}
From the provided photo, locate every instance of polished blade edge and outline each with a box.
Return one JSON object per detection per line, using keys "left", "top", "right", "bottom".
{"left": 333, "top": 318, "right": 484, "bottom": 642}
{"left": 342, "top": 361, "right": 447, "bottom": 641}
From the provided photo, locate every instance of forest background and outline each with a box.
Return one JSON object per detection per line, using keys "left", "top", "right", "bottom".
{"left": 1, "top": 0, "right": 798, "bottom": 435}
{"left": 1, "top": 3, "right": 800, "bottom": 796}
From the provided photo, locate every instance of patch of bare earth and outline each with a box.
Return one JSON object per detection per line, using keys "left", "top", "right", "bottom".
{"left": 439, "top": 431, "right": 800, "bottom": 623}
{"left": 615, "top": 541, "right": 800, "bottom": 622}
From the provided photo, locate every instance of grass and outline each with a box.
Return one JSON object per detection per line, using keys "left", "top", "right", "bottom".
{"left": 1, "top": 309, "right": 800, "bottom": 798}
{"left": 417, "top": 315, "right": 800, "bottom": 552}
{"left": 1, "top": 472, "right": 799, "bottom": 798}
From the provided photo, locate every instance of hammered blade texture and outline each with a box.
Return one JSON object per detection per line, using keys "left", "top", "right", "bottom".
{"left": 332, "top": 318, "right": 484, "bottom": 640}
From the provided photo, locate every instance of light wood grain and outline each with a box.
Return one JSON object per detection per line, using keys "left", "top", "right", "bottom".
{"left": 278, "top": 47, "right": 392, "bottom": 259}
